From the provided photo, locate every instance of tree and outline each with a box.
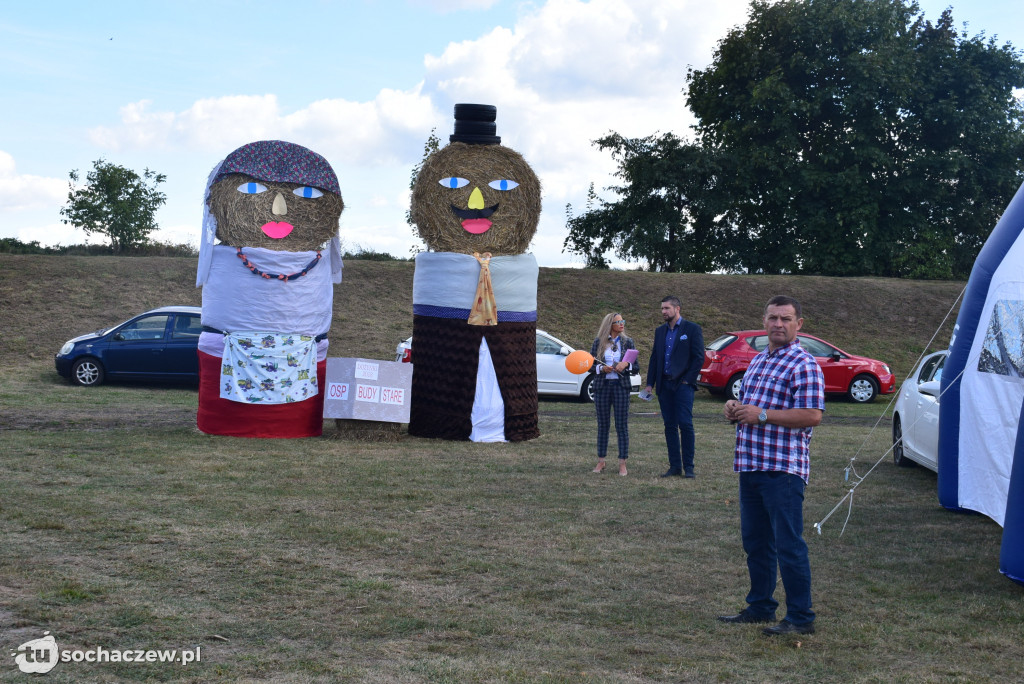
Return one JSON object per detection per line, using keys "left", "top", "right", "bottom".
{"left": 60, "top": 159, "right": 167, "bottom": 252}
{"left": 685, "top": 0, "right": 1024, "bottom": 277}
{"left": 564, "top": 133, "right": 731, "bottom": 272}
{"left": 406, "top": 128, "right": 441, "bottom": 254}
{"left": 569, "top": 0, "right": 1024, "bottom": 277}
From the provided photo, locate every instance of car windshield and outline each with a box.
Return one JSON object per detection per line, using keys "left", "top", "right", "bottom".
{"left": 706, "top": 335, "right": 736, "bottom": 351}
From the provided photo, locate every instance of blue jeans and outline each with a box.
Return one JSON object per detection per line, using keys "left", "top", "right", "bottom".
{"left": 739, "top": 471, "right": 814, "bottom": 625}
{"left": 657, "top": 381, "right": 695, "bottom": 472}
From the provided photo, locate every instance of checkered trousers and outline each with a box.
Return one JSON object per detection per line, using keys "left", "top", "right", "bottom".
{"left": 594, "top": 377, "right": 630, "bottom": 460}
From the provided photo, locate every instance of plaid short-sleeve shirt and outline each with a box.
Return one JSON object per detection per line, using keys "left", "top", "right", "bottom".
{"left": 734, "top": 339, "right": 825, "bottom": 483}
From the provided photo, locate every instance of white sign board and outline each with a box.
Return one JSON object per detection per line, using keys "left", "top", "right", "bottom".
{"left": 323, "top": 358, "right": 412, "bottom": 423}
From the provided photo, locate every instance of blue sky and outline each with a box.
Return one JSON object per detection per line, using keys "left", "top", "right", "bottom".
{"left": 2, "top": 0, "right": 1021, "bottom": 267}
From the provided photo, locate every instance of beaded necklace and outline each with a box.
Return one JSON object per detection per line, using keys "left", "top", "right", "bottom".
{"left": 236, "top": 248, "right": 321, "bottom": 281}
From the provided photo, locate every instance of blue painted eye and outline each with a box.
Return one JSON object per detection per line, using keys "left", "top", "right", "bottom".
{"left": 488, "top": 179, "right": 519, "bottom": 191}
{"left": 237, "top": 182, "right": 268, "bottom": 194}
{"left": 438, "top": 177, "right": 469, "bottom": 189}
{"left": 292, "top": 186, "right": 323, "bottom": 198}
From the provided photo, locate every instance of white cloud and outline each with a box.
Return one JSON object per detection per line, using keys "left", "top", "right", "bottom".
{"left": 151, "top": 223, "right": 199, "bottom": 248}
{"left": 16, "top": 222, "right": 103, "bottom": 248}
{"left": 45, "top": 0, "right": 751, "bottom": 267}
{"left": 0, "top": 151, "right": 67, "bottom": 211}
{"left": 88, "top": 89, "right": 439, "bottom": 167}
{"left": 412, "top": 0, "right": 749, "bottom": 266}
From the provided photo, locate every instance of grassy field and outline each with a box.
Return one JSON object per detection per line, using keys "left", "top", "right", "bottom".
{"left": 2, "top": 255, "right": 1021, "bottom": 683}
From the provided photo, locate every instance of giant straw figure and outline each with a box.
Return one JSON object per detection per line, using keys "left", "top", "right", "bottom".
{"left": 196, "top": 140, "right": 344, "bottom": 438}
{"left": 408, "top": 104, "right": 541, "bottom": 442}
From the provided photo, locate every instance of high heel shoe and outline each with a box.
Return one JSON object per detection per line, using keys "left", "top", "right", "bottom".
{"left": 619, "top": 461, "right": 628, "bottom": 476}
{"left": 592, "top": 461, "right": 606, "bottom": 474}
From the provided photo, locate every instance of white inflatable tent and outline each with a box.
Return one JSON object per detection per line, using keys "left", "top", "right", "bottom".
{"left": 939, "top": 181, "right": 1024, "bottom": 585}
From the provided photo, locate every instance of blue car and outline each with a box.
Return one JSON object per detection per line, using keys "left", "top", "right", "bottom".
{"left": 55, "top": 306, "right": 203, "bottom": 386}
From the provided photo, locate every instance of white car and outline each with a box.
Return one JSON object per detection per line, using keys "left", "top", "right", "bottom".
{"left": 395, "top": 329, "right": 641, "bottom": 402}
{"left": 892, "top": 350, "right": 947, "bottom": 471}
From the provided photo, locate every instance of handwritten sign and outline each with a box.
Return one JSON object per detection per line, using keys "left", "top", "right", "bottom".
{"left": 327, "top": 382, "right": 350, "bottom": 400}
{"left": 323, "top": 358, "right": 412, "bottom": 423}
{"left": 355, "top": 361, "right": 379, "bottom": 381}
{"left": 380, "top": 387, "right": 405, "bottom": 406}
{"left": 356, "top": 384, "right": 380, "bottom": 403}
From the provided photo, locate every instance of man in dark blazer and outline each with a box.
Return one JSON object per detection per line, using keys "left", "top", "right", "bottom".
{"left": 645, "top": 295, "right": 705, "bottom": 477}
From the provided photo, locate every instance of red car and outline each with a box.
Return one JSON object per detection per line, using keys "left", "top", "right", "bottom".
{"left": 698, "top": 330, "right": 896, "bottom": 403}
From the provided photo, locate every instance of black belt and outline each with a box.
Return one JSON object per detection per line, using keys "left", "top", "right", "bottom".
{"left": 202, "top": 326, "right": 328, "bottom": 342}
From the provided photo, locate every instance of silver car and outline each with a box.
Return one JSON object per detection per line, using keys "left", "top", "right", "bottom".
{"left": 395, "top": 329, "right": 641, "bottom": 402}
{"left": 892, "top": 350, "right": 947, "bottom": 471}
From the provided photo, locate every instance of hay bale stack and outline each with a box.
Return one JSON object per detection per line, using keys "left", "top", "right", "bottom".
{"left": 209, "top": 173, "right": 344, "bottom": 252}
{"left": 411, "top": 143, "right": 541, "bottom": 256}
{"left": 331, "top": 419, "right": 404, "bottom": 442}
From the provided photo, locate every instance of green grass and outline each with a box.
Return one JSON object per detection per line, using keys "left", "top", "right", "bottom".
{"left": 1, "top": 361, "right": 1021, "bottom": 682}
{"left": 2, "top": 256, "right": 1018, "bottom": 682}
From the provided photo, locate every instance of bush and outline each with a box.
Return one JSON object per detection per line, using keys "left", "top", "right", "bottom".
{"left": 0, "top": 238, "right": 197, "bottom": 257}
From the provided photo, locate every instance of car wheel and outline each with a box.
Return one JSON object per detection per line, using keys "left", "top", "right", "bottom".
{"left": 892, "top": 415, "right": 915, "bottom": 468}
{"left": 727, "top": 373, "right": 744, "bottom": 401}
{"left": 72, "top": 358, "right": 105, "bottom": 386}
{"left": 848, "top": 374, "right": 878, "bottom": 403}
{"left": 580, "top": 375, "right": 596, "bottom": 403}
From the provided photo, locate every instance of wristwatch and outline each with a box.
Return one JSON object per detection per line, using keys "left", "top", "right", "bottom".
{"left": 758, "top": 408, "right": 768, "bottom": 425}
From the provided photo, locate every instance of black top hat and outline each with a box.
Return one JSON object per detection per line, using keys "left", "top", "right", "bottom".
{"left": 449, "top": 103, "right": 501, "bottom": 145}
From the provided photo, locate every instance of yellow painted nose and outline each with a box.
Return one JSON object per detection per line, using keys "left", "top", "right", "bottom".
{"left": 468, "top": 187, "right": 485, "bottom": 210}
{"left": 272, "top": 193, "right": 288, "bottom": 215}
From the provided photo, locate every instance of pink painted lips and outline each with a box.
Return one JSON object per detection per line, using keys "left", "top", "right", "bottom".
{"left": 261, "top": 222, "right": 294, "bottom": 239}
{"left": 461, "top": 218, "right": 492, "bottom": 234}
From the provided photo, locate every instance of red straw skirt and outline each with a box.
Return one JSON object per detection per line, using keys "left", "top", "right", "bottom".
{"left": 196, "top": 350, "right": 326, "bottom": 438}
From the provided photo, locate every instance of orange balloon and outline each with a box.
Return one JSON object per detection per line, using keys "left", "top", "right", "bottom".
{"left": 565, "top": 349, "right": 595, "bottom": 375}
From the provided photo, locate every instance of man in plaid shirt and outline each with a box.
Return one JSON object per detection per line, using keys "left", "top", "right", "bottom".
{"left": 719, "top": 295, "right": 825, "bottom": 636}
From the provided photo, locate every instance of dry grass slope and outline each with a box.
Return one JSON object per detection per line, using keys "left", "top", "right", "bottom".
{"left": 0, "top": 255, "right": 962, "bottom": 381}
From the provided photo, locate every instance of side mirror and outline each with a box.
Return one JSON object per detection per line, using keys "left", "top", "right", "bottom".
{"left": 830, "top": 351, "right": 842, "bottom": 362}
{"left": 918, "top": 380, "right": 941, "bottom": 399}
{"left": 113, "top": 332, "right": 125, "bottom": 341}
{"left": 559, "top": 346, "right": 571, "bottom": 356}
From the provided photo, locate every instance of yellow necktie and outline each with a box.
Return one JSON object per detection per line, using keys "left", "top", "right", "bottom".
{"left": 468, "top": 252, "right": 497, "bottom": 326}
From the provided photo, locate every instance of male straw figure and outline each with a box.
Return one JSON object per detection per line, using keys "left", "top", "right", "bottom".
{"left": 408, "top": 104, "right": 541, "bottom": 442}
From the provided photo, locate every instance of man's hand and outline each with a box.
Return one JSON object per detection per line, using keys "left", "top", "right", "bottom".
{"left": 724, "top": 400, "right": 760, "bottom": 424}
{"left": 724, "top": 400, "right": 823, "bottom": 428}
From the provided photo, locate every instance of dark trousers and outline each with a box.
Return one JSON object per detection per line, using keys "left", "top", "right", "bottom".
{"left": 594, "top": 378, "right": 629, "bottom": 460}
{"left": 657, "top": 381, "right": 695, "bottom": 473}
{"left": 739, "top": 470, "right": 814, "bottom": 625}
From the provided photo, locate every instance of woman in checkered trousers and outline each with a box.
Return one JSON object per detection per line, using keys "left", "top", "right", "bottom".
{"left": 590, "top": 313, "right": 638, "bottom": 476}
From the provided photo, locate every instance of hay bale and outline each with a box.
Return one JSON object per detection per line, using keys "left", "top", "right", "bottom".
{"left": 411, "top": 142, "right": 541, "bottom": 256}
{"left": 209, "top": 173, "right": 343, "bottom": 252}
{"left": 331, "top": 419, "right": 404, "bottom": 442}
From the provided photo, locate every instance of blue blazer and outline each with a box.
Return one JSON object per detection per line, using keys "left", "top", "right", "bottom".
{"left": 646, "top": 318, "right": 704, "bottom": 392}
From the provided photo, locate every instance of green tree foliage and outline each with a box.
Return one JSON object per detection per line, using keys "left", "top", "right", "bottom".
{"left": 60, "top": 159, "right": 167, "bottom": 253}
{"left": 568, "top": 0, "right": 1024, "bottom": 277}
{"left": 406, "top": 128, "right": 441, "bottom": 254}
{"left": 564, "top": 133, "right": 729, "bottom": 272}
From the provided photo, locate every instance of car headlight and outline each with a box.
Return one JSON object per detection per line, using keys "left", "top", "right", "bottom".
{"left": 882, "top": 364, "right": 891, "bottom": 374}
{"left": 59, "top": 341, "right": 74, "bottom": 356}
